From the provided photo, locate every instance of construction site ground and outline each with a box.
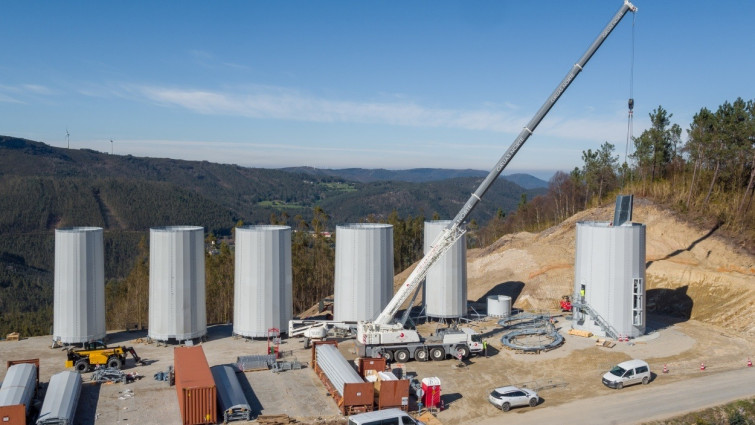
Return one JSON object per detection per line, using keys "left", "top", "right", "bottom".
{"left": 1, "top": 200, "right": 753, "bottom": 424}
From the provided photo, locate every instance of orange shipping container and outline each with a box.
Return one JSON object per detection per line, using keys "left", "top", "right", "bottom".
{"left": 174, "top": 346, "right": 217, "bottom": 425}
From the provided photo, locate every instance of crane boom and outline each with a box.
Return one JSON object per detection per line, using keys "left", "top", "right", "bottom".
{"left": 374, "top": 0, "right": 637, "bottom": 326}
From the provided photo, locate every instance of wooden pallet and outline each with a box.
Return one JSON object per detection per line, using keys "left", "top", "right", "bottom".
{"left": 595, "top": 338, "right": 616, "bottom": 348}
{"left": 568, "top": 329, "right": 593, "bottom": 338}
{"left": 257, "top": 414, "right": 296, "bottom": 424}
{"left": 417, "top": 411, "right": 443, "bottom": 425}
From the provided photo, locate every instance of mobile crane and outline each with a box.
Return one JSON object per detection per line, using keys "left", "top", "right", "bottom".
{"left": 356, "top": 0, "right": 638, "bottom": 361}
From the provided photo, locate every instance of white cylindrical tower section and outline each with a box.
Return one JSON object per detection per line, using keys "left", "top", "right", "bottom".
{"left": 148, "top": 226, "right": 206, "bottom": 342}
{"left": 334, "top": 224, "right": 394, "bottom": 321}
{"left": 573, "top": 221, "right": 646, "bottom": 338}
{"left": 487, "top": 295, "right": 511, "bottom": 318}
{"left": 53, "top": 227, "right": 106, "bottom": 344}
{"left": 234, "top": 225, "right": 292, "bottom": 337}
{"left": 423, "top": 220, "right": 467, "bottom": 318}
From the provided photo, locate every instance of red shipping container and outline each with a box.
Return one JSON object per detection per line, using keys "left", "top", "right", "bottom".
{"left": 174, "top": 346, "right": 217, "bottom": 425}
{"left": 421, "top": 377, "right": 441, "bottom": 408}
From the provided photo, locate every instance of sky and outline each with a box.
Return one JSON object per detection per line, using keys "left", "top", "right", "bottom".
{"left": 1, "top": 1, "right": 753, "bottom": 181}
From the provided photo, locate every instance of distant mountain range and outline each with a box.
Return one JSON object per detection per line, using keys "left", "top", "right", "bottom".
{"left": 282, "top": 167, "right": 549, "bottom": 189}
{"left": 0, "top": 134, "right": 547, "bottom": 271}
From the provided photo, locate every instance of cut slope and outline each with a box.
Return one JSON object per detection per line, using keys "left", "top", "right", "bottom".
{"left": 391, "top": 198, "right": 754, "bottom": 335}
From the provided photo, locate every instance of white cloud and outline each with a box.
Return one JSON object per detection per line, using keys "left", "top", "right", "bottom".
{"left": 0, "top": 93, "right": 22, "bottom": 103}
{"left": 0, "top": 83, "right": 56, "bottom": 103}
{"left": 133, "top": 84, "right": 532, "bottom": 133}
{"left": 22, "top": 84, "right": 55, "bottom": 95}
{"left": 128, "top": 84, "right": 627, "bottom": 142}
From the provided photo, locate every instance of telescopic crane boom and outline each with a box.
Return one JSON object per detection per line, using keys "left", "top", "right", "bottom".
{"left": 370, "top": 0, "right": 638, "bottom": 330}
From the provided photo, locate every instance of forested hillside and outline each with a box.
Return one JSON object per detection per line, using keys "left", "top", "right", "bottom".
{"left": 1, "top": 96, "right": 751, "bottom": 337}
{"left": 0, "top": 136, "right": 539, "bottom": 336}
{"left": 474, "top": 100, "right": 754, "bottom": 252}
{"left": 282, "top": 167, "right": 548, "bottom": 188}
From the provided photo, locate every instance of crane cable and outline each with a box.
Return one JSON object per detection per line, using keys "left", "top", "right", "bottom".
{"left": 624, "top": 11, "right": 636, "bottom": 165}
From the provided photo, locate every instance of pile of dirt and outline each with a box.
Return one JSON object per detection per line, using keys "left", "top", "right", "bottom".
{"left": 394, "top": 198, "right": 754, "bottom": 335}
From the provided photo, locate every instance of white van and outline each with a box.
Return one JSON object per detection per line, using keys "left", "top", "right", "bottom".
{"left": 602, "top": 359, "right": 651, "bottom": 389}
{"left": 348, "top": 408, "right": 425, "bottom": 425}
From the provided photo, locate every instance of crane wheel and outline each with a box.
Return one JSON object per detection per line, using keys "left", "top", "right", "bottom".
{"left": 394, "top": 349, "right": 410, "bottom": 363}
{"left": 107, "top": 356, "right": 123, "bottom": 369}
{"left": 430, "top": 347, "right": 445, "bottom": 361}
{"left": 455, "top": 345, "right": 470, "bottom": 359}
{"left": 381, "top": 350, "right": 394, "bottom": 362}
{"left": 415, "top": 349, "right": 429, "bottom": 362}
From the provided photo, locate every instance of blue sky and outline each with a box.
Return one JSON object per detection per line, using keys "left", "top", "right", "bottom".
{"left": 1, "top": 1, "right": 753, "bottom": 181}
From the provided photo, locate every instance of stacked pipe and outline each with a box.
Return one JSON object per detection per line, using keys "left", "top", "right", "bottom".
{"left": 37, "top": 371, "right": 82, "bottom": 425}
{"left": 315, "top": 344, "right": 364, "bottom": 396}
{"left": 0, "top": 362, "right": 37, "bottom": 421}
{"left": 210, "top": 365, "right": 252, "bottom": 423}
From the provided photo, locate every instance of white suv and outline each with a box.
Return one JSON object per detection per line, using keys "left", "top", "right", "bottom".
{"left": 602, "top": 359, "right": 651, "bottom": 389}
{"left": 488, "top": 386, "right": 539, "bottom": 411}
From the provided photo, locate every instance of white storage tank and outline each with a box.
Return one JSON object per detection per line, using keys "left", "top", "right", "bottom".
{"left": 487, "top": 295, "right": 511, "bottom": 318}
{"left": 148, "top": 226, "right": 207, "bottom": 342}
{"left": 423, "top": 220, "right": 467, "bottom": 318}
{"left": 53, "top": 227, "right": 106, "bottom": 345}
{"left": 334, "top": 224, "right": 394, "bottom": 322}
{"left": 572, "top": 221, "right": 646, "bottom": 338}
{"left": 234, "top": 225, "right": 292, "bottom": 338}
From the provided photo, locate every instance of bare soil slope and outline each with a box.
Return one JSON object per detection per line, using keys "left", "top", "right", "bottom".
{"left": 395, "top": 198, "right": 754, "bottom": 335}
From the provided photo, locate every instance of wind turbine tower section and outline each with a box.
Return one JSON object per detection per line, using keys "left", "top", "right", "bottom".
{"left": 572, "top": 221, "right": 646, "bottom": 339}
{"left": 423, "top": 220, "right": 467, "bottom": 319}
{"left": 53, "top": 227, "right": 106, "bottom": 345}
{"left": 233, "top": 225, "right": 293, "bottom": 338}
{"left": 334, "top": 224, "right": 394, "bottom": 322}
{"left": 148, "top": 226, "right": 207, "bottom": 343}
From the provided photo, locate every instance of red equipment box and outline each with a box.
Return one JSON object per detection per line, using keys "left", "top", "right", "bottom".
{"left": 421, "top": 377, "right": 441, "bottom": 408}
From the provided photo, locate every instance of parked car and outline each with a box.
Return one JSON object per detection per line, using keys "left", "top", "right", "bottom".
{"left": 602, "top": 359, "right": 651, "bottom": 389}
{"left": 488, "top": 385, "right": 539, "bottom": 411}
{"left": 348, "top": 408, "right": 425, "bottom": 425}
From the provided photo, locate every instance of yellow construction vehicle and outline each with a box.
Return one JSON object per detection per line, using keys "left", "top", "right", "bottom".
{"left": 65, "top": 341, "right": 145, "bottom": 372}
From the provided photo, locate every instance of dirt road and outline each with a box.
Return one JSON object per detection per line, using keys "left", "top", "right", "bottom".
{"left": 477, "top": 367, "right": 755, "bottom": 425}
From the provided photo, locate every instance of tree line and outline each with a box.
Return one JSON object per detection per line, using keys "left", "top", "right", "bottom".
{"left": 472, "top": 98, "right": 755, "bottom": 248}
{"left": 6, "top": 97, "right": 754, "bottom": 336}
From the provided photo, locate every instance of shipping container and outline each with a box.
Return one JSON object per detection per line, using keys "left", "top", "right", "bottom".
{"left": 312, "top": 341, "right": 373, "bottom": 415}
{"left": 174, "top": 346, "right": 217, "bottom": 425}
{"left": 355, "top": 357, "right": 387, "bottom": 378}
{"left": 373, "top": 372, "right": 410, "bottom": 411}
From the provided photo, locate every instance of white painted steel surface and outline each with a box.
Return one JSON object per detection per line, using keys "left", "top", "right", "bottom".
{"left": 234, "top": 226, "right": 292, "bottom": 338}
{"left": 148, "top": 226, "right": 207, "bottom": 341}
{"left": 315, "top": 344, "right": 363, "bottom": 396}
{"left": 0, "top": 363, "right": 37, "bottom": 415}
{"left": 334, "top": 224, "right": 393, "bottom": 322}
{"left": 210, "top": 365, "right": 252, "bottom": 422}
{"left": 423, "top": 220, "right": 467, "bottom": 318}
{"left": 53, "top": 227, "right": 106, "bottom": 344}
{"left": 487, "top": 295, "right": 511, "bottom": 318}
{"left": 573, "top": 221, "right": 646, "bottom": 337}
{"left": 36, "top": 371, "right": 81, "bottom": 425}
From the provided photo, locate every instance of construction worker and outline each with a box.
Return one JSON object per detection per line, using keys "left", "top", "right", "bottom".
{"left": 483, "top": 339, "right": 488, "bottom": 357}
